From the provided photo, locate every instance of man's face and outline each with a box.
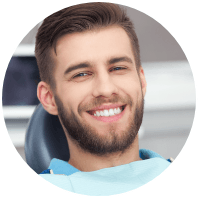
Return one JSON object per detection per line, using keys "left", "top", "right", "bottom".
{"left": 52, "top": 26, "right": 146, "bottom": 155}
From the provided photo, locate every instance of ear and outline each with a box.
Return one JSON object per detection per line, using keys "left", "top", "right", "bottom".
{"left": 37, "top": 81, "right": 58, "bottom": 115}
{"left": 138, "top": 66, "right": 147, "bottom": 97}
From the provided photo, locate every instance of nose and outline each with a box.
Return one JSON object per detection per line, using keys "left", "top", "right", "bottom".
{"left": 92, "top": 72, "right": 118, "bottom": 98}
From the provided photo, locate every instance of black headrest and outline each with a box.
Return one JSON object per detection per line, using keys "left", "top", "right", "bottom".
{"left": 25, "top": 104, "right": 70, "bottom": 174}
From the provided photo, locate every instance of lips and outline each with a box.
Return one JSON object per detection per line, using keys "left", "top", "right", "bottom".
{"left": 87, "top": 104, "right": 126, "bottom": 122}
{"left": 88, "top": 105, "right": 125, "bottom": 116}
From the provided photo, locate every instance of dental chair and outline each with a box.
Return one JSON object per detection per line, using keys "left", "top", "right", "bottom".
{"left": 25, "top": 104, "right": 70, "bottom": 174}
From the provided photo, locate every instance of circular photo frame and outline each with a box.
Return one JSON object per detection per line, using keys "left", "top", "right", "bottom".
{"left": 1, "top": 1, "right": 197, "bottom": 197}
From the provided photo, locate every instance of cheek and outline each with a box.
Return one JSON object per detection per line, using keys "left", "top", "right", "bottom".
{"left": 115, "top": 76, "right": 142, "bottom": 97}
{"left": 58, "top": 83, "right": 92, "bottom": 113}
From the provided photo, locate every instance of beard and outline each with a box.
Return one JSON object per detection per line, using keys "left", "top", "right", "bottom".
{"left": 54, "top": 93, "right": 144, "bottom": 156}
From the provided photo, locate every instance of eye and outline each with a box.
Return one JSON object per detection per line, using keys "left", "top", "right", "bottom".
{"left": 109, "top": 66, "right": 127, "bottom": 72}
{"left": 73, "top": 72, "right": 88, "bottom": 78}
{"left": 71, "top": 71, "right": 93, "bottom": 82}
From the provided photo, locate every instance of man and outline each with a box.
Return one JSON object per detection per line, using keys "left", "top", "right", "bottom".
{"left": 36, "top": 2, "right": 172, "bottom": 195}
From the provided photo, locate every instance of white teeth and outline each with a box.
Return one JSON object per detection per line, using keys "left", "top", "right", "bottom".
{"left": 117, "top": 108, "right": 121, "bottom": 114}
{"left": 114, "top": 108, "right": 117, "bottom": 114}
{"left": 103, "top": 110, "right": 109, "bottom": 117}
{"left": 109, "top": 109, "right": 115, "bottom": 116}
{"left": 114, "top": 108, "right": 121, "bottom": 115}
{"left": 94, "top": 107, "right": 123, "bottom": 117}
{"left": 96, "top": 111, "right": 100, "bottom": 117}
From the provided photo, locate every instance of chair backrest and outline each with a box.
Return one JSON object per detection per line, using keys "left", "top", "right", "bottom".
{"left": 25, "top": 104, "right": 70, "bottom": 174}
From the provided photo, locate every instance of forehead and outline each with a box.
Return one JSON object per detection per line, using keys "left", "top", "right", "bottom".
{"left": 53, "top": 26, "right": 135, "bottom": 69}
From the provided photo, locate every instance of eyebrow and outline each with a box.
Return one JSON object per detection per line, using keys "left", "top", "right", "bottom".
{"left": 64, "top": 62, "right": 91, "bottom": 75}
{"left": 108, "top": 56, "right": 133, "bottom": 65}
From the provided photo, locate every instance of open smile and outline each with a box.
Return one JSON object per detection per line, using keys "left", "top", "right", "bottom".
{"left": 87, "top": 104, "right": 126, "bottom": 122}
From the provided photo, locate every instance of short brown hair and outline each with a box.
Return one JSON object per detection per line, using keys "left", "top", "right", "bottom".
{"left": 35, "top": 2, "right": 141, "bottom": 89}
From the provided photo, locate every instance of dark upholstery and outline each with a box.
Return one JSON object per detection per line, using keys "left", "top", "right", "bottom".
{"left": 25, "top": 104, "right": 70, "bottom": 174}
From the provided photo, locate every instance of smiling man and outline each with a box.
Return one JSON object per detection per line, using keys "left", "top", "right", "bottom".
{"left": 36, "top": 2, "right": 171, "bottom": 195}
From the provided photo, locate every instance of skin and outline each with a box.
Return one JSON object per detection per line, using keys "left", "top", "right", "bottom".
{"left": 37, "top": 25, "right": 147, "bottom": 172}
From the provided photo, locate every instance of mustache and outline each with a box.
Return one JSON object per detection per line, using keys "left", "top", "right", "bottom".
{"left": 78, "top": 94, "right": 133, "bottom": 113}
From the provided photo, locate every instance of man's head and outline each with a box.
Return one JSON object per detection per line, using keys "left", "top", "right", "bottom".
{"left": 36, "top": 3, "right": 147, "bottom": 156}
{"left": 35, "top": 2, "right": 141, "bottom": 90}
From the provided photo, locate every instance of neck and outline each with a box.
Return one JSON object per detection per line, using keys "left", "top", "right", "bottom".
{"left": 67, "top": 136, "right": 141, "bottom": 172}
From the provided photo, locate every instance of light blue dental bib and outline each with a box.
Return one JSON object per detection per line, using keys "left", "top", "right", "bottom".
{"left": 40, "top": 149, "right": 171, "bottom": 195}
